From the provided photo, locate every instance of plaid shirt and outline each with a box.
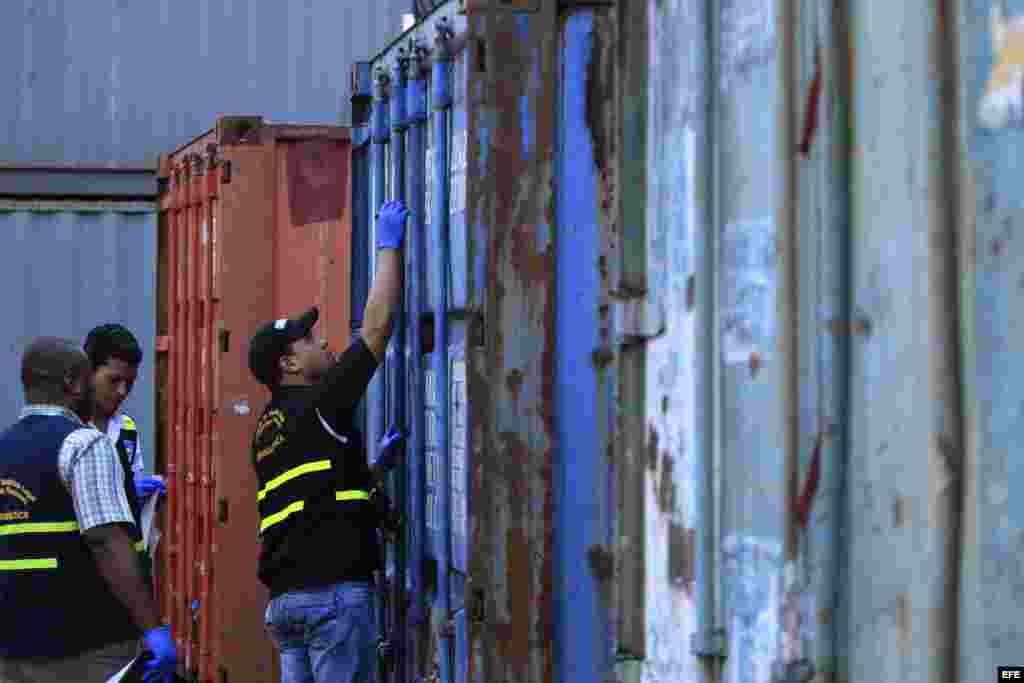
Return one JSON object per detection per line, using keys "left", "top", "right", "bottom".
{"left": 20, "top": 405, "right": 134, "bottom": 532}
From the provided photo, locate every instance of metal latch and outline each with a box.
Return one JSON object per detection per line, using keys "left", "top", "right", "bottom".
{"left": 690, "top": 627, "right": 728, "bottom": 659}
{"left": 771, "top": 659, "right": 815, "bottom": 683}
{"left": 614, "top": 299, "right": 666, "bottom": 344}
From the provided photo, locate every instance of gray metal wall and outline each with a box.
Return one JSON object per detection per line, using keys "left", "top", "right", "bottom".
{"left": 0, "top": 0, "right": 413, "bottom": 164}
{"left": 0, "top": 200, "right": 157, "bottom": 471}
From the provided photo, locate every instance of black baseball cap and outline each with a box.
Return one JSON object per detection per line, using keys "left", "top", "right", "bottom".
{"left": 248, "top": 307, "right": 319, "bottom": 387}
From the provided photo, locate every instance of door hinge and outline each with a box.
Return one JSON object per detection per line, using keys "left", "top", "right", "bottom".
{"left": 614, "top": 299, "right": 666, "bottom": 344}
{"left": 772, "top": 659, "right": 815, "bottom": 683}
{"left": 690, "top": 627, "right": 728, "bottom": 660}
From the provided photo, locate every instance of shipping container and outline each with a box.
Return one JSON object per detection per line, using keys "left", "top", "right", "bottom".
{"left": 352, "top": 3, "right": 617, "bottom": 682}
{"left": 156, "top": 117, "right": 352, "bottom": 683}
{"left": 345, "top": 1, "right": 1024, "bottom": 682}
{"left": 0, "top": 189, "right": 157, "bottom": 452}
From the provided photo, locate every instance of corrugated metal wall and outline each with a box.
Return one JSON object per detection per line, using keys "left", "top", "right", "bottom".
{"left": 0, "top": 0, "right": 413, "bottom": 164}
{"left": 0, "top": 200, "right": 157, "bottom": 468}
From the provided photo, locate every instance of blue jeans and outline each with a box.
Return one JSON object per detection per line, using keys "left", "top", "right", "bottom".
{"left": 265, "top": 581, "right": 377, "bottom": 683}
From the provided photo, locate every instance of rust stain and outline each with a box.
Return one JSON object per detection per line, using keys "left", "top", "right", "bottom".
{"left": 492, "top": 528, "right": 532, "bottom": 681}
{"left": 647, "top": 424, "right": 659, "bottom": 471}
{"left": 505, "top": 368, "right": 525, "bottom": 403}
{"left": 818, "top": 606, "right": 833, "bottom": 626}
{"left": 668, "top": 523, "right": 696, "bottom": 592}
{"left": 749, "top": 351, "right": 762, "bottom": 378}
{"left": 854, "top": 316, "right": 873, "bottom": 338}
{"left": 799, "top": 44, "right": 823, "bottom": 158}
{"left": 892, "top": 494, "right": 905, "bottom": 528}
{"left": 895, "top": 593, "right": 910, "bottom": 659}
{"left": 657, "top": 451, "right": 676, "bottom": 514}
{"left": 794, "top": 430, "right": 825, "bottom": 528}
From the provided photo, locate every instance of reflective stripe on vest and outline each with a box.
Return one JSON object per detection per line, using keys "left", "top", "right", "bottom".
{"left": 257, "top": 460, "right": 333, "bottom": 501}
{"left": 0, "top": 558, "right": 59, "bottom": 571}
{"left": 0, "top": 521, "right": 79, "bottom": 536}
{"left": 0, "top": 521, "right": 79, "bottom": 571}
{"left": 259, "top": 490, "right": 370, "bottom": 533}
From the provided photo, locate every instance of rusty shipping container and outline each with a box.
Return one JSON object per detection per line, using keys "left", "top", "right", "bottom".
{"left": 156, "top": 116, "right": 352, "bottom": 683}
{"left": 342, "top": 0, "right": 1024, "bottom": 682}
{"left": 350, "top": 2, "right": 623, "bottom": 682}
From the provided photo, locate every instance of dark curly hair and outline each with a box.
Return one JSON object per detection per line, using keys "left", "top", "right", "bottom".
{"left": 84, "top": 324, "right": 143, "bottom": 369}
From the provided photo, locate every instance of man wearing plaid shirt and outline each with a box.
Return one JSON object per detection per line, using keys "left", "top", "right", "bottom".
{"left": 0, "top": 337, "right": 177, "bottom": 682}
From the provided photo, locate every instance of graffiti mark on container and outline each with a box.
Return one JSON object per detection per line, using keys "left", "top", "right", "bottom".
{"left": 721, "top": 535, "right": 781, "bottom": 683}
{"left": 719, "top": 0, "right": 777, "bottom": 91}
{"left": 721, "top": 217, "right": 777, "bottom": 365}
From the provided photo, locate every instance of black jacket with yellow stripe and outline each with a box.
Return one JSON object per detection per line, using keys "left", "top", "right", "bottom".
{"left": 252, "top": 385, "right": 380, "bottom": 597}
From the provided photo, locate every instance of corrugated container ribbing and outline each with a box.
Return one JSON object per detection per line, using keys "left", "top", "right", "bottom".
{"left": 0, "top": 195, "right": 157, "bottom": 452}
{"left": 156, "top": 116, "right": 352, "bottom": 683}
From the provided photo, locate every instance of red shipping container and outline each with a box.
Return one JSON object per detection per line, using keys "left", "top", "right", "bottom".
{"left": 156, "top": 116, "right": 352, "bottom": 683}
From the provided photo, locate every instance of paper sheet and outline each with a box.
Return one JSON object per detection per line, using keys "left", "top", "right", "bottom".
{"left": 105, "top": 657, "right": 139, "bottom": 683}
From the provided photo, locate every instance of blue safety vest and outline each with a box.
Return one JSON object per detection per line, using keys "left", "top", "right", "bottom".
{"left": 0, "top": 414, "right": 144, "bottom": 659}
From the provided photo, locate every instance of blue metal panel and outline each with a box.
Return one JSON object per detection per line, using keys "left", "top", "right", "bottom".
{"left": 405, "top": 49, "right": 429, "bottom": 646}
{"left": 368, "top": 71, "right": 392, "bottom": 471}
{"left": 0, "top": 0, "right": 413, "bottom": 164}
{"left": 0, "top": 201, "right": 157, "bottom": 469}
{"left": 351, "top": 146, "right": 372, "bottom": 338}
{"left": 431, "top": 21, "right": 454, "bottom": 683}
{"left": 449, "top": 50, "right": 469, "bottom": 311}
{"left": 554, "top": 12, "right": 612, "bottom": 683}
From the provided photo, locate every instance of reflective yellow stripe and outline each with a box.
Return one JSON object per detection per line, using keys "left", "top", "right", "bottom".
{"left": 260, "top": 500, "right": 305, "bottom": 532}
{"left": 0, "top": 558, "right": 58, "bottom": 571}
{"left": 257, "top": 460, "right": 333, "bottom": 501}
{"left": 0, "top": 521, "right": 79, "bottom": 536}
{"left": 134, "top": 540, "right": 146, "bottom": 552}
{"left": 258, "top": 490, "right": 369, "bottom": 533}
{"left": 122, "top": 415, "right": 137, "bottom": 430}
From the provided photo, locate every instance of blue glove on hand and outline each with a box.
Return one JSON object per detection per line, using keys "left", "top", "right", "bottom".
{"left": 376, "top": 200, "right": 409, "bottom": 250}
{"left": 142, "top": 625, "right": 177, "bottom": 682}
{"left": 135, "top": 476, "right": 166, "bottom": 501}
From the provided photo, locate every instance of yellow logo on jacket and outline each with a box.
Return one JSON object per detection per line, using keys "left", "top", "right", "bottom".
{"left": 0, "top": 479, "right": 37, "bottom": 521}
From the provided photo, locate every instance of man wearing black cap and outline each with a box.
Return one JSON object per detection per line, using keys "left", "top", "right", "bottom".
{"left": 248, "top": 200, "right": 408, "bottom": 683}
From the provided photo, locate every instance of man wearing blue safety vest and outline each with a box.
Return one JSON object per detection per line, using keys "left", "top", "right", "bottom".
{"left": 0, "top": 337, "right": 177, "bottom": 682}
{"left": 248, "top": 200, "right": 407, "bottom": 683}
{"left": 84, "top": 324, "right": 167, "bottom": 509}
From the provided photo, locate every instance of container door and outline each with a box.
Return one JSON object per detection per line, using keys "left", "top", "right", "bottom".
{"left": 161, "top": 157, "right": 220, "bottom": 681}
{"left": 554, "top": 10, "right": 616, "bottom": 683}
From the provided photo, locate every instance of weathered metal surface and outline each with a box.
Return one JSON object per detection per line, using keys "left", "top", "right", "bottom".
{"left": 957, "top": 0, "right": 1024, "bottom": 679}
{"left": 641, "top": 0, "right": 707, "bottom": 679}
{"left": 0, "top": 164, "right": 157, "bottom": 198}
{"left": 777, "top": 1, "right": 851, "bottom": 681}
{"left": 468, "top": 3, "right": 558, "bottom": 682}
{"left": 0, "top": 0, "right": 412, "bottom": 164}
{"left": 846, "top": 0, "right": 963, "bottom": 680}
{"left": 0, "top": 199, "right": 157, "bottom": 449}
{"left": 159, "top": 119, "right": 352, "bottom": 683}
{"left": 713, "top": 2, "right": 787, "bottom": 682}
{"left": 555, "top": 9, "right": 617, "bottom": 683}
